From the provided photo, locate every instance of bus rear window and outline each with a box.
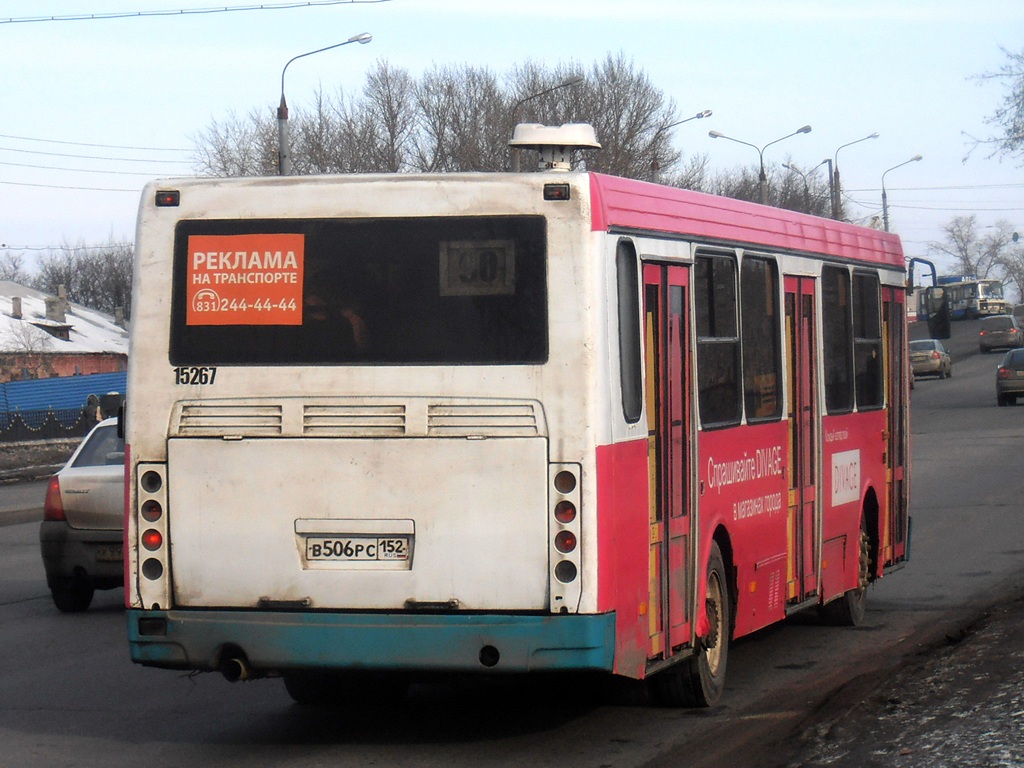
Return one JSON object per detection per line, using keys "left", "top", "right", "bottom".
{"left": 169, "top": 216, "right": 547, "bottom": 365}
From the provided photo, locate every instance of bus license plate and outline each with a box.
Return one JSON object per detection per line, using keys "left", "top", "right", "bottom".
{"left": 305, "top": 536, "right": 410, "bottom": 562}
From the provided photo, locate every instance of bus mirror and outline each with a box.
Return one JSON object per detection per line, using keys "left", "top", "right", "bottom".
{"left": 925, "top": 286, "right": 951, "bottom": 339}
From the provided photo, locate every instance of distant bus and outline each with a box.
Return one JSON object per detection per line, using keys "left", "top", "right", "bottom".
{"left": 920, "top": 277, "right": 1008, "bottom": 320}
{"left": 124, "top": 130, "right": 910, "bottom": 708}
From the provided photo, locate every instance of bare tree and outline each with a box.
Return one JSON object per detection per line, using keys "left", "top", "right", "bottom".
{"left": 0, "top": 252, "right": 27, "bottom": 283}
{"left": 568, "top": 53, "right": 680, "bottom": 179}
{"left": 927, "top": 215, "right": 1012, "bottom": 282}
{"left": 412, "top": 64, "right": 508, "bottom": 172}
{"left": 707, "top": 160, "right": 831, "bottom": 216}
{"left": 191, "top": 53, "right": 695, "bottom": 183}
{"left": 969, "top": 46, "right": 1024, "bottom": 164}
{"left": 362, "top": 60, "right": 417, "bottom": 172}
{"left": 191, "top": 108, "right": 277, "bottom": 176}
{"left": 4, "top": 320, "right": 55, "bottom": 354}
{"left": 31, "top": 240, "right": 134, "bottom": 319}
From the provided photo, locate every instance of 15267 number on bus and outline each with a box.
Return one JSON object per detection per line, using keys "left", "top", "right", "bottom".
{"left": 174, "top": 366, "right": 218, "bottom": 385}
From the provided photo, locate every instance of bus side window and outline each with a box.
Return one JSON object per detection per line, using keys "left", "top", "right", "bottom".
{"left": 616, "top": 241, "right": 643, "bottom": 424}
{"left": 696, "top": 252, "right": 741, "bottom": 427}
{"left": 822, "top": 266, "right": 854, "bottom": 413}
{"left": 853, "top": 271, "right": 883, "bottom": 409}
{"left": 741, "top": 256, "right": 782, "bottom": 421}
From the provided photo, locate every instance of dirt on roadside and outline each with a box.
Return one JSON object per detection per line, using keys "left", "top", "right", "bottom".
{"left": 0, "top": 439, "right": 79, "bottom": 484}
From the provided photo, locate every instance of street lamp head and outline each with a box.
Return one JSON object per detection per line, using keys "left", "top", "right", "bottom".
{"left": 348, "top": 32, "right": 373, "bottom": 44}
{"left": 797, "top": 125, "right": 812, "bottom": 134}
{"left": 696, "top": 109, "right": 712, "bottom": 119}
{"left": 911, "top": 154, "right": 923, "bottom": 162}
{"left": 708, "top": 130, "right": 724, "bottom": 139}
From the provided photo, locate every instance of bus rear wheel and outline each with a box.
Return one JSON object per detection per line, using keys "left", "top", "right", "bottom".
{"left": 819, "top": 529, "right": 870, "bottom": 626}
{"left": 654, "top": 542, "right": 730, "bottom": 707}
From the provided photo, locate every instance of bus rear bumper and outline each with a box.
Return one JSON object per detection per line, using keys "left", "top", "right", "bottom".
{"left": 127, "top": 609, "right": 616, "bottom": 675}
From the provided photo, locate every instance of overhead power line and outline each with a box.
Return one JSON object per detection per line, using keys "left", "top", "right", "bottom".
{"left": 0, "top": 133, "right": 189, "bottom": 153}
{"left": 0, "top": 160, "right": 190, "bottom": 177}
{"left": 0, "top": 179, "right": 139, "bottom": 192}
{"left": 0, "top": 145, "right": 188, "bottom": 164}
{"left": 0, "top": 0, "right": 391, "bottom": 24}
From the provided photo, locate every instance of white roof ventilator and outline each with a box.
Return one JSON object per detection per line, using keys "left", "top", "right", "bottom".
{"left": 509, "top": 123, "right": 601, "bottom": 171}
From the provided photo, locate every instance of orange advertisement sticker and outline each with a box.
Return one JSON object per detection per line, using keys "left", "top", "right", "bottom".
{"left": 186, "top": 233, "right": 305, "bottom": 326}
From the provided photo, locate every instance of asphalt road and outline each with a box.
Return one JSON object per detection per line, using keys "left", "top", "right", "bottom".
{"left": 771, "top": 317, "right": 1024, "bottom": 767}
{"left": 1, "top": 318, "right": 1023, "bottom": 768}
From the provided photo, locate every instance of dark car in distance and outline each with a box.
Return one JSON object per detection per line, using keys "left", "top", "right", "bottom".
{"left": 979, "top": 315, "right": 1024, "bottom": 353}
{"left": 39, "top": 418, "right": 125, "bottom": 612}
{"left": 997, "top": 348, "right": 1024, "bottom": 406}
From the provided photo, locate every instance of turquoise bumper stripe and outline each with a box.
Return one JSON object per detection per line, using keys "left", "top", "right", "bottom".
{"left": 128, "top": 610, "right": 616, "bottom": 674}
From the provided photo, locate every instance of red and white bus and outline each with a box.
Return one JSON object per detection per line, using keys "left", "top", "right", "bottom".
{"left": 125, "top": 127, "right": 909, "bottom": 707}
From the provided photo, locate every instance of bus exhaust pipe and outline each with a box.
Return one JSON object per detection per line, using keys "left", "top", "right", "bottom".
{"left": 220, "top": 657, "right": 251, "bottom": 683}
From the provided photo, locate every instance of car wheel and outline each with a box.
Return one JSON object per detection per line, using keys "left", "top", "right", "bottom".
{"left": 998, "top": 393, "right": 1010, "bottom": 407}
{"left": 50, "top": 579, "right": 95, "bottom": 613}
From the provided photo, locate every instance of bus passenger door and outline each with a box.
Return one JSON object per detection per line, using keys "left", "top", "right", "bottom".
{"left": 883, "top": 288, "right": 909, "bottom": 564}
{"left": 644, "top": 263, "right": 692, "bottom": 659}
{"left": 785, "top": 277, "right": 818, "bottom": 603}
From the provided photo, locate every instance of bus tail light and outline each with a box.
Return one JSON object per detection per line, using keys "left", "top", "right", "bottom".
{"left": 555, "top": 530, "right": 577, "bottom": 553}
{"left": 135, "top": 462, "right": 170, "bottom": 611}
{"left": 549, "top": 463, "right": 583, "bottom": 613}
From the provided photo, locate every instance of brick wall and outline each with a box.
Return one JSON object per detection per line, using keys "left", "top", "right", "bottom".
{"left": 0, "top": 353, "right": 127, "bottom": 382}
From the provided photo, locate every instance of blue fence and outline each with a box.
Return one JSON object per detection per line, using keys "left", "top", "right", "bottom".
{"left": 0, "top": 371, "right": 127, "bottom": 413}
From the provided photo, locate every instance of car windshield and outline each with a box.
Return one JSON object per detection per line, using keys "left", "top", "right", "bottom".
{"left": 1005, "top": 349, "right": 1024, "bottom": 366}
{"left": 909, "top": 340, "right": 936, "bottom": 351}
{"left": 985, "top": 317, "right": 1013, "bottom": 330}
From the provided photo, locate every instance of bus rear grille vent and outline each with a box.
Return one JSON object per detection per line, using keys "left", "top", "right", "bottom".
{"left": 178, "top": 404, "right": 283, "bottom": 435}
{"left": 427, "top": 404, "right": 539, "bottom": 436}
{"left": 303, "top": 404, "right": 407, "bottom": 436}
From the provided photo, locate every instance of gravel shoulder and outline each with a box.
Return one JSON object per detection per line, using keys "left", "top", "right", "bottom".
{"left": 771, "top": 573, "right": 1024, "bottom": 768}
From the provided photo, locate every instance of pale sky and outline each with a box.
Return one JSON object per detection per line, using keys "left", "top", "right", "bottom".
{"left": 3, "top": 0, "right": 1023, "bottom": 274}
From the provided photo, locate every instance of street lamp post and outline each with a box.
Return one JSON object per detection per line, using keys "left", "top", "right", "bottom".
{"left": 708, "top": 125, "right": 812, "bottom": 204}
{"left": 881, "top": 154, "right": 923, "bottom": 232}
{"left": 831, "top": 132, "right": 879, "bottom": 219}
{"left": 277, "top": 32, "right": 372, "bottom": 176}
{"left": 782, "top": 159, "right": 826, "bottom": 213}
{"left": 649, "top": 109, "right": 712, "bottom": 182}
{"left": 509, "top": 76, "right": 584, "bottom": 172}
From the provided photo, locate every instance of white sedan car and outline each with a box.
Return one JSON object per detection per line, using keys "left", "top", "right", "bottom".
{"left": 39, "top": 418, "right": 125, "bottom": 612}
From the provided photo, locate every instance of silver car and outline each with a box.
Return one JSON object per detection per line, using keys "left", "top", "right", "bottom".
{"left": 39, "top": 418, "right": 125, "bottom": 612}
{"left": 979, "top": 315, "right": 1024, "bottom": 353}
{"left": 909, "top": 339, "right": 952, "bottom": 379}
